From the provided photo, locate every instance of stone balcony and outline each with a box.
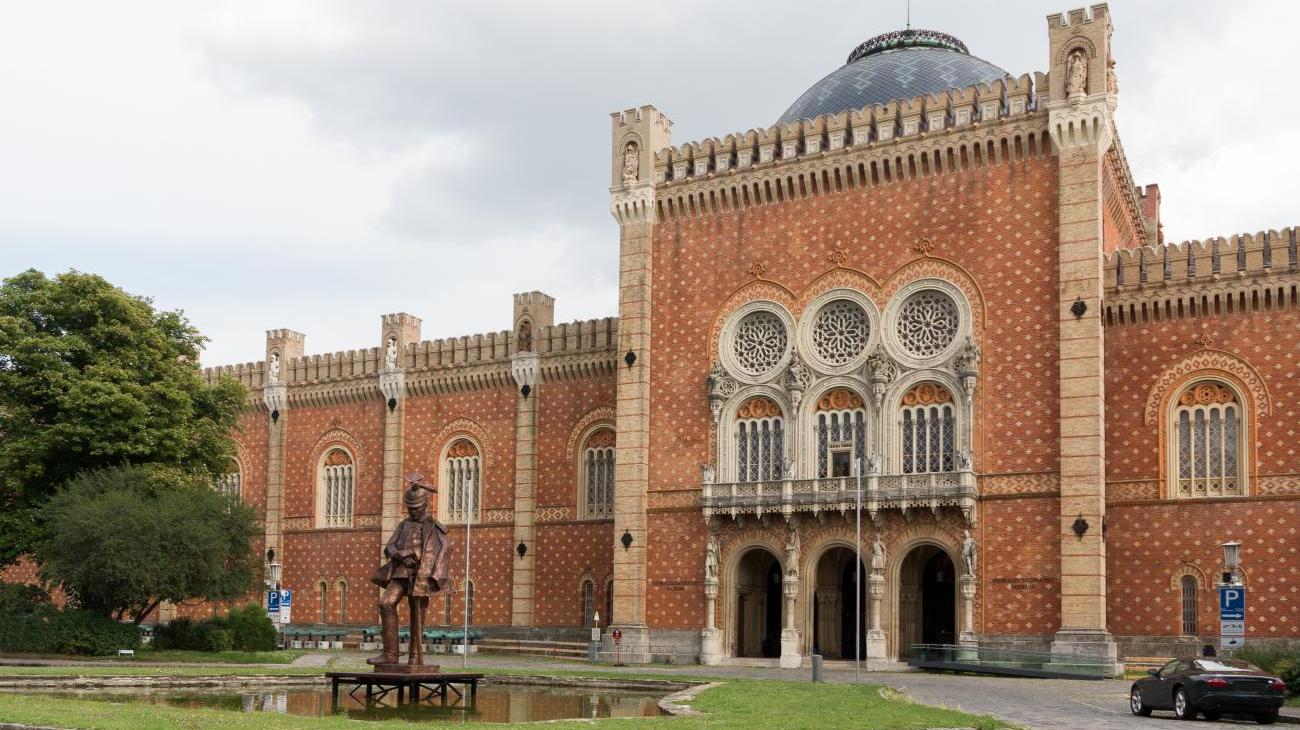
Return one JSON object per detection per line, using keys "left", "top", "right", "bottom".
{"left": 701, "top": 470, "right": 978, "bottom": 525}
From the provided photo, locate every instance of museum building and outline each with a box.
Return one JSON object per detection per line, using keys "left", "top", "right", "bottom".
{"left": 187, "top": 4, "right": 1300, "bottom": 665}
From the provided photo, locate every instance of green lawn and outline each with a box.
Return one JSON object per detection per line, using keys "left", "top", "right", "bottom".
{"left": 0, "top": 679, "right": 1008, "bottom": 729}
{"left": 0, "top": 649, "right": 307, "bottom": 665}
{"left": 0, "top": 665, "right": 322, "bottom": 677}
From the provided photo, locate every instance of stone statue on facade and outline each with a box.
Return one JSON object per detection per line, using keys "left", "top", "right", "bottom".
{"left": 517, "top": 320, "right": 532, "bottom": 352}
{"left": 368, "top": 473, "right": 453, "bottom": 668}
{"left": 784, "top": 527, "right": 800, "bottom": 580}
{"left": 621, "top": 141, "right": 639, "bottom": 186}
{"left": 864, "top": 452, "right": 881, "bottom": 475}
{"left": 268, "top": 352, "right": 280, "bottom": 383}
{"left": 870, "top": 535, "right": 886, "bottom": 577}
{"left": 700, "top": 463, "right": 715, "bottom": 485}
{"left": 385, "top": 336, "right": 399, "bottom": 370}
{"left": 864, "top": 346, "right": 896, "bottom": 407}
{"left": 1106, "top": 55, "right": 1118, "bottom": 95}
{"left": 784, "top": 354, "right": 812, "bottom": 412}
{"left": 1066, "top": 48, "right": 1088, "bottom": 98}
{"left": 955, "top": 448, "right": 971, "bottom": 471}
{"left": 706, "top": 361, "right": 736, "bottom": 423}
{"left": 705, "top": 533, "right": 719, "bottom": 580}
{"left": 960, "top": 529, "right": 977, "bottom": 579}
{"left": 953, "top": 336, "right": 981, "bottom": 376}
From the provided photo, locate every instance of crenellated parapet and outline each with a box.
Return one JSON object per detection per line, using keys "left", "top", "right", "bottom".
{"left": 1103, "top": 228, "right": 1300, "bottom": 325}
{"left": 649, "top": 73, "right": 1052, "bottom": 222}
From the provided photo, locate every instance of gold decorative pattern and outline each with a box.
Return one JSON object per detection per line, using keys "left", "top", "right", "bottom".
{"left": 1143, "top": 349, "right": 1270, "bottom": 425}
{"left": 816, "top": 388, "right": 865, "bottom": 411}
{"left": 736, "top": 396, "right": 781, "bottom": 420}
{"left": 901, "top": 382, "right": 951, "bottom": 406}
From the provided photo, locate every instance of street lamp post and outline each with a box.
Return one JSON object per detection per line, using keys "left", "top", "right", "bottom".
{"left": 1222, "top": 540, "right": 1241, "bottom": 585}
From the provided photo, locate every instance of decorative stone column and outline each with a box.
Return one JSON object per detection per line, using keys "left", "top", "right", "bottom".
{"left": 510, "top": 351, "right": 540, "bottom": 627}
{"left": 866, "top": 573, "right": 887, "bottom": 660}
{"left": 607, "top": 105, "right": 672, "bottom": 663}
{"left": 1045, "top": 5, "right": 1119, "bottom": 670}
{"left": 262, "top": 329, "right": 304, "bottom": 571}
{"left": 700, "top": 530, "right": 721, "bottom": 665}
{"left": 958, "top": 574, "right": 978, "bottom": 646}
{"left": 779, "top": 575, "right": 801, "bottom": 669}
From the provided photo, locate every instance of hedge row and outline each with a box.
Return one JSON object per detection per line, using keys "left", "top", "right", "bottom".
{"left": 0, "top": 605, "right": 139, "bottom": 655}
{"left": 1234, "top": 646, "right": 1300, "bottom": 697}
{"left": 152, "top": 604, "right": 277, "bottom": 652}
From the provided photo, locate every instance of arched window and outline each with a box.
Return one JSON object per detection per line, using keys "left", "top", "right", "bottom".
{"left": 1172, "top": 381, "right": 1244, "bottom": 498}
{"left": 337, "top": 580, "right": 347, "bottom": 624}
{"left": 443, "top": 594, "right": 453, "bottom": 626}
{"left": 606, "top": 579, "right": 614, "bottom": 625}
{"left": 580, "top": 429, "right": 615, "bottom": 520}
{"left": 736, "top": 397, "right": 783, "bottom": 482}
{"left": 317, "top": 448, "right": 355, "bottom": 528}
{"left": 318, "top": 580, "right": 328, "bottom": 623}
{"left": 899, "top": 383, "right": 955, "bottom": 474}
{"left": 216, "top": 460, "right": 241, "bottom": 500}
{"left": 1180, "top": 575, "right": 1198, "bottom": 636}
{"left": 581, "top": 580, "right": 595, "bottom": 627}
{"left": 443, "top": 439, "right": 481, "bottom": 523}
{"left": 816, "top": 388, "right": 867, "bottom": 478}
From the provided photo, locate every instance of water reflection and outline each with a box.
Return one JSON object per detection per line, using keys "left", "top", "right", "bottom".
{"left": 26, "top": 684, "right": 664, "bottom": 723}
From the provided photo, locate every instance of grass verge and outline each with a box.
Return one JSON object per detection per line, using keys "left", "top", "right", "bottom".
{"left": 0, "top": 679, "right": 1006, "bottom": 729}
{"left": 0, "top": 649, "right": 307, "bottom": 665}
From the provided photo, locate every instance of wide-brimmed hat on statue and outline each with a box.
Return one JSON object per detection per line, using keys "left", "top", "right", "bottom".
{"left": 403, "top": 471, "right": 435, "bottom": 508}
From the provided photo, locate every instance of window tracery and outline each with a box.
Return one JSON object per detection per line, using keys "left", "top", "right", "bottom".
{"left": 318, "top": 448, "right": 354, "bottom": 528}
{"left": 811, "top": 300, "right": 870, "bottom": 366}
{"left": 444, "top": 439, "right": 481, "bottom": 523}
{"left": 896, "top": 290, "right": 959, "bottom": 358}
{"left": 899, "top": 383, "right": 955, "bottom": 474}
{"left": 216, "top": 460, "right": 241, "bottom": 500}
{"left": 735, "top": 396, "right": 783, "bottom": 482}
{"left": 580, "top": 428, "right": 615, "bottom": 519}
{"left": 732, "top": 311, "right": 787, "bottom": 377}
{"left": 816, "top": 388, "right": 867, "bottom": 478}
{"left": 1172, "top": 381, "right": 1243, "bottom": 498}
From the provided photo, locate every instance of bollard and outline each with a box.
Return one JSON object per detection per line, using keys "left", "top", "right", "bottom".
{"left": 811, "top": 654, "right": 823, "bottom": 682}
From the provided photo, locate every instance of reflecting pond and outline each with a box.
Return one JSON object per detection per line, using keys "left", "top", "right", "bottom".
{"left": 24, "top": 683, "right": 666, "bottom": 723}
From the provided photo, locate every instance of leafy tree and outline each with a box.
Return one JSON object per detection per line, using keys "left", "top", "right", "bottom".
{"left": 0, "top": 269, "right": 246, "bottom": 564}
{"left": 35, "top": 465, "right": 259, "bottom": 623}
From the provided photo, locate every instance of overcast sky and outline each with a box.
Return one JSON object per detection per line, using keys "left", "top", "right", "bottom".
{"left": 1, "top": 1, "right": 1295, "bottom": 366}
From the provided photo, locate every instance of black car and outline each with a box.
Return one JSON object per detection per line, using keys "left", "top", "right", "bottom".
{"left": 1130, "top": 657, "right": 1286, "bottom": 723}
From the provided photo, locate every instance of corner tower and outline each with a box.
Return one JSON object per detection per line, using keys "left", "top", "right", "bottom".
{"left": 608, "top": 105, "right": 672, "bottom": 661}
{"left": 1045, "top": 3, "right": 1119, "bottom": 667}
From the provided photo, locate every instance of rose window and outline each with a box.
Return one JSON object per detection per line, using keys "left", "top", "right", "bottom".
{"left": 812, "top": 300, "right": 870, "bottom": 366}
{"left": 732, "top": 310, "right": 787, "bottom": 376}
{"left": 896, "top": 290, "right": 959, "bottom": 358}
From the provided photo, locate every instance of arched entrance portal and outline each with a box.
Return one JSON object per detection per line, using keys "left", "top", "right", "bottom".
{"left": 734, "top": 548, "right": 782, "bottom": 658}
{"left": 811, "top": 547, "right": 866, "bottom": 660}
{"left": 898, "top": 545, "right": 957, "bottom": 657}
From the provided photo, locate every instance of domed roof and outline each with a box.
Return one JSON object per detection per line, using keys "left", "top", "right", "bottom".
{"left": 776, "top": 29, "right": 1009, "bottom": 127}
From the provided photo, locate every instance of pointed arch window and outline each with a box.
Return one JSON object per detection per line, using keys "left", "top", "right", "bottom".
{"left": 337, "top": 580, "right": 348, "bottom": 624}
{"left": 1172, "top": 381, "right": 1244, "bottom": 498}
{"left": 443, "top": 439, "right": 481, "bottom": 523}
{"left": 581, "top": 579, "right": 595, "bottom": 627}
{"left": 317, "top": 448, "right": 355, "bottom": 528}
{"left": 318, "top": 580, "right": 328, "bottom": 623}
{"left": 899, "top": 383, "right": 955, "bottom": 474}
{"left": 816, "top": 388, "right": 867, "bottom": 478}
{"left": 735, "top": 397, "right": 783, "bottom": 482}
{"left": 216, "top": 459, "right": 242, "bottom": 500}
{"left": 579, "top": 429, "right": 615, "bottom": 520}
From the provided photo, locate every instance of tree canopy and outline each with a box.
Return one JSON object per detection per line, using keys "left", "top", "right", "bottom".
{"left": 0, "top": 269, "right": 247, "bottom": 564}
{"left": 36, "top": 465, "right": 260, "bottom": 623}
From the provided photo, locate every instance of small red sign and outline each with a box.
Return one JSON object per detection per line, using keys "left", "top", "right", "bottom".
{"left": 612, "top": 629, "right": 622, "bottom": 643}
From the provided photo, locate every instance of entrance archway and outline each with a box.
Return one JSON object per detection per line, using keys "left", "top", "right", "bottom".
{"left": 734, "top": 548, "right": 782, "bottom": 658}
{"left": 898, "top": 545, "right": 957, "bottom": 657}
{"left": 811, "top": 546, "right": 866, "bottom": 660}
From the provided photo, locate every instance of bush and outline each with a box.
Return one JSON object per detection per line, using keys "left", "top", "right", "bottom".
{"left": 0, "top": 582, "right": 50, "bottom": 616}
{"left": 0, "top": 604, "right": 138, "bottom": 656}
{"left": 195, "top": 624, "right": 233, "bottom": 653}
{"left": 152, "top": 618, "right": 200, "bottom": 651}
{"left": 224, "top": 603, "right": 277, "bottom": 651}
{"left": 1234, "top": 646, "right": 1300, "bottom": 697}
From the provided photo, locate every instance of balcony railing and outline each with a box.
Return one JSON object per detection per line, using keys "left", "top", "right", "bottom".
{"left": 701, "top": 470, "right": 977, "bottom": 524}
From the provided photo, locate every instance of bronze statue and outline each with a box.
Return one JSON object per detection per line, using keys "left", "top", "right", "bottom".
{"left": 368, "top": 473, "right": 452, "bottom": 667}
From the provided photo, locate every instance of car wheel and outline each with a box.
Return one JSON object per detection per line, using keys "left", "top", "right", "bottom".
{"left": 1254, "top": 709, "right": 1279, "bottom": 725}
{"left": 1203, "top": 710, "right": 1222, "bottom": 721}
{"left": 1173, "top": 687, "right": 1196, "bottom": 721}
{"left": 1129, "top": 687, "right": 1152, "bottom": 717}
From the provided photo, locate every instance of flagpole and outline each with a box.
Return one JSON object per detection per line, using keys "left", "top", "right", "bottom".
{"left": 463, "top": 475, "right": 473, "bottom": 669}
{"left": 855, "top": 457, "right": 862, "bottom": 684}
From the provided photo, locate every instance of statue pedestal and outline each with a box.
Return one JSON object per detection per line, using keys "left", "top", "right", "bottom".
{"left": 779, "top": 628, "right": 802, "bottom": 669}
{"left": 370, "top": 664, "right": 441, "bottom": 675}
{"left": 866, "top": 629, "right": 888, "bottom": 660}
{"left": 699, "top": 628, "right": 721, "bottom": 666}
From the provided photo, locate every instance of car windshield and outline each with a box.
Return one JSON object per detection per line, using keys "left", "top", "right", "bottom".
{"left": 1193, "top": 659, "right": 1259, "bottom": 672}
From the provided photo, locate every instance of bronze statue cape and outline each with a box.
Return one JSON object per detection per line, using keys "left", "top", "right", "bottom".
{"left": 370, "top": 515, "right": 452, "bottom": 598}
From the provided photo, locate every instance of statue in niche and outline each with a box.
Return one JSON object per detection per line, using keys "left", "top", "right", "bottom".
{"left": 863, "top": 452, "right": 880, "bottom": 476}
{"left": 1066, "top": 48, "right": 1088, "bottom": 98}
{"left": 368, "top": 473, "right": 452, "bottom": 668}
{"left": 781, "top": 458, "right": 795, "bottom": 480}
{"left": 870, "top": 536, "right": 886, "bottom": 576}
{"left": 700, "top": 463, "right": 715, "bottom": 485}
{"left": 1107, "top": 55, "right": 1118, "bottom": 95}
{"left": 960, "top": 529, "right": 978, "bottom": 578}
{"left": 517, "top": 319, "right": 532, "bottom": 352}
{"left": 268, "top": 352, "right": 280, "bottom": 384}
{"left": 784, "top": 527, "right": 800, "bottom": 580}
{"left": 621, "top": 141, "right": 639, "bottom": 186}
{"left": 385, "top": 336, "right": 398, "bottom": 370}
{"left": 705, "top": 534, "right": 719, "bottom": 580}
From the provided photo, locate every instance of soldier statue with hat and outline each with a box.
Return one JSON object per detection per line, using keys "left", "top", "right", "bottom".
{"left": 367, "top": 472, "right": 452, "bottom": 667}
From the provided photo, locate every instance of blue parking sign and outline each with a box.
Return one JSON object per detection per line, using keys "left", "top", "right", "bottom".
{"left": 280, "top": 589, "right": 292, "bottom": 606}
{"left": 267, "top": 590, "right": 281, "bottom": 620}
{"left": 1219, "top": 586, "right": 1245, "bottom": 621}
